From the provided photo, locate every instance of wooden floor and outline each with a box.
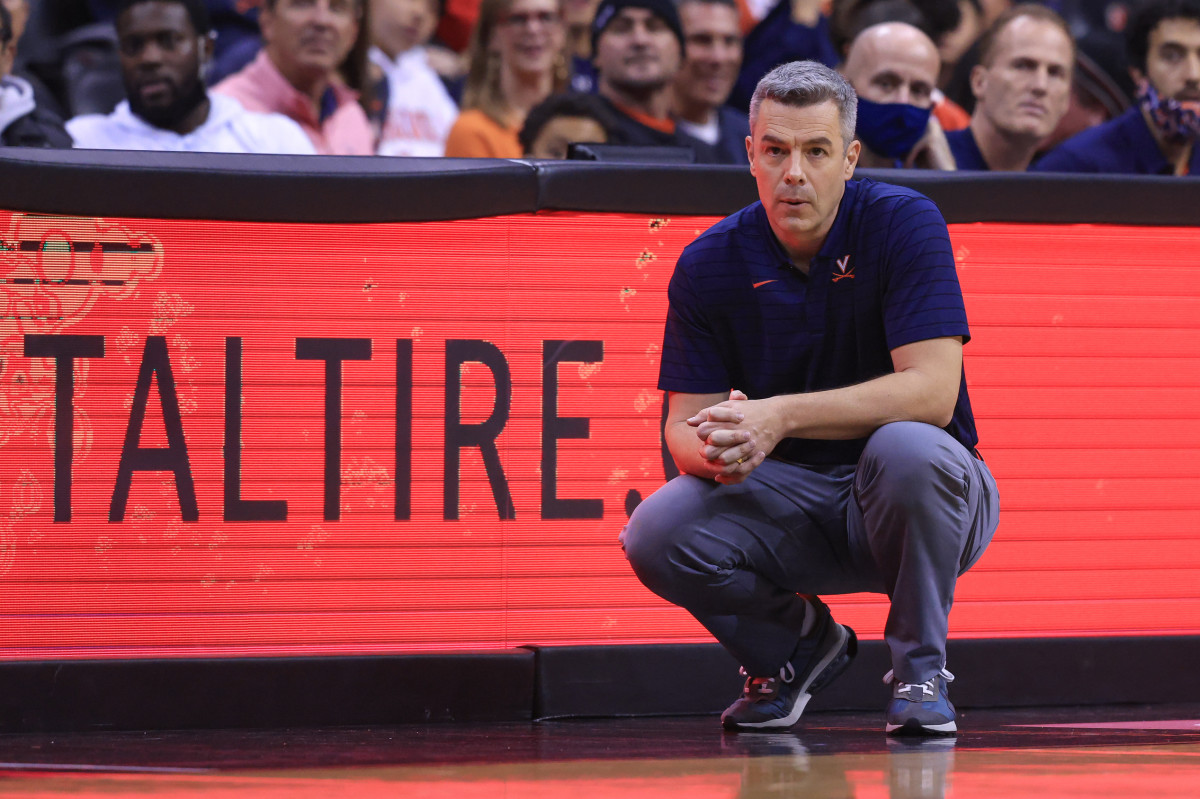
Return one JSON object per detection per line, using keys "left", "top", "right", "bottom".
{"left": 1, "top": 704, "right": 1199, "bottom": 797}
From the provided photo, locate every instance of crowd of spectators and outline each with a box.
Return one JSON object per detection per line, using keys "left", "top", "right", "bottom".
{"left": 0, "top": 0, "right": 1198, "bottom": 173}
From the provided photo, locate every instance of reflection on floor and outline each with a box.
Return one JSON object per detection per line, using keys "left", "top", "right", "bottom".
{"left": 1, "top": 704, "right": 1199, "bottom": 797}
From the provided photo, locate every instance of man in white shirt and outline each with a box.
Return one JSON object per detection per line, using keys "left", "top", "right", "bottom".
{"left": 68, "top": 0, "right": 314, "bottom": 153}
{"left": 671, "top": 0, "right": 748, "bottom": 164}
{"left": 370, "top": 0, "right": 458, "bottom": 156}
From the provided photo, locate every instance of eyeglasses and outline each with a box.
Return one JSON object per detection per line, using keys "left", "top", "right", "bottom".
{"left": 501, "top": 11, "right": 561, "bottom": 28}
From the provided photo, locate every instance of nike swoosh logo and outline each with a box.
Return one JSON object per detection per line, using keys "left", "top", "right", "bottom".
{"left": 753, "top": 280, "right": 778, "bottom": 288}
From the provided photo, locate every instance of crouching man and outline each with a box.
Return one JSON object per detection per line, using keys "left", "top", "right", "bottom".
{"left": 621, "top": 60, "right": 999, "bottom": 736}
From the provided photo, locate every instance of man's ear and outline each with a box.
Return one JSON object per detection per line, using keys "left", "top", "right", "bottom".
{"left": 259, "top": 5, "right": 276, "bottom": 45}
{"left": 745, "top": 134, "right": 754, "bottom": 172}
{"left": 969, "top": 62, "right": 987, "bottom": 100}
{"left": 201, "top": 31, "right": 216, "bottom": 63}
{"left": 843, "top": 138, "right": 860, "bottom": 178}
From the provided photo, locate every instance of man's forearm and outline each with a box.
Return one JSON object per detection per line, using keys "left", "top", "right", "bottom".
{"left": 768, "top": 368, "right": 956, "bottom": 441}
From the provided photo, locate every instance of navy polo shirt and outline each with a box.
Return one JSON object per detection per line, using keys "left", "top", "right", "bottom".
{"left": 659, "top": 178, "right": 978, "bottom": 466}
{"left": 946, "top": 127, "right": 990, "bottom": 171}
{"left": 1034, "top": 106, "right": 1200, "bottom": 174}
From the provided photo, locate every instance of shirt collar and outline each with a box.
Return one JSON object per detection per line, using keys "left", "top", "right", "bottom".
{"left": 611, "top": 100, "right": 675, "bottom": 134}
{"left": 245, "top": 50, "right": 359, "bottom": 125}
{"left": 815, "top": 179, "right": 858, "bottom": 261}
{"left": 753, "top": 179, "right": 859, "bottom": 269}
{"left": 369, "top": 45, "right": 428, "bottom": 75}
{"left": 1129, "top": 107, "right": 1200, "bottom": 175}
{"left": 960, "top": 127, "right": 989, "bottom": 170}
{"left": 1122, "top": 106, "right": 1179, "bottom": 175}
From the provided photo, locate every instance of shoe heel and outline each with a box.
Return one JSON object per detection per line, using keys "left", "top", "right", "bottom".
{"left": 809, "top": 625, "right": 857, "bottom": 695}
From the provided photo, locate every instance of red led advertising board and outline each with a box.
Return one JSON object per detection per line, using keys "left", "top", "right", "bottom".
{"left": 2, "top": 210, "right": 1199, "bottom": 661}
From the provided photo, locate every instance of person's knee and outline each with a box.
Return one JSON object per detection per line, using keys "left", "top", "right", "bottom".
{"left": 621, "top": 478, "right": 733, "bottom": 594}
{"left": 623, "top": 479, "right": 698, "bottom": 572}
{"left": 620, "top": 497, "right": 674, "bottom": 578}
{"left": 858, "top": 422, "right": 968, "bottom": 507}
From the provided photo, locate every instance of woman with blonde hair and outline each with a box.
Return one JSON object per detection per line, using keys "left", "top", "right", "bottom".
{"left": 445, "top": 0, "right": 568, "bottom": 157}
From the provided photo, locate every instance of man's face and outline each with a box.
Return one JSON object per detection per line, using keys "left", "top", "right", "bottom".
{"left": 842, "top": 24, "right": 939, "bottom": 108}
{"left": 261, "top": 0, "right": 360, "bottom": 83}
{"left": 594, "top": 7, "right": 681, "bottom": 92}
{"left": 1, "top": 0, "right": 27, "bottom": 44}
{"left": 972, "top": 16, "right": 1073, "bottom": 140}
{"left": 491, "top": 0, "right": 564, "bottom": 76}
{"left": 746, "top": 99, "right": 859, "bottom": 257}
{"left": 675, "top": 1, "right": 741, "bottom": 111}
{"left": 530, "top": 114, "right": 607, "bottom": 157}
{"left": 117, "top": 1, "right": 211, "bottom": 124}
{"left": 1137, "top": 17, "right": 1200, "bottom": 103}
{"left": 371, "top": 0, "right": 436, "bottom": 58}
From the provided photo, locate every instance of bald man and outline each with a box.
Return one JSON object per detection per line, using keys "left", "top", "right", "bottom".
{"left": 841, "top": 22, "right": 956, "bottom": 170}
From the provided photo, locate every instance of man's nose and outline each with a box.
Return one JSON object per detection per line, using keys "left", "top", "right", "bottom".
{"left": 138, "top": 43, "right": 167, "bottom": 65}
{"left": 1030, "top": 67, "right": 1050, "bottom": 94}
{"left": 784, "top": 151, "right": 806, "bottom": 184}
{"left": 1184, "top": 51, "right": 1200, "bottom": 82}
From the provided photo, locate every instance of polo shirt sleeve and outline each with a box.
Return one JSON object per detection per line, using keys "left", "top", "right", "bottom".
{"left": 658, "top": 252, "right": 732, "bottom": 394}
{"left": 882, "top": 196, "right": 970, "bottom": 350}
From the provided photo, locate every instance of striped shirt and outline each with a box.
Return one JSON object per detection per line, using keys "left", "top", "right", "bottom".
{"left": 659, "top": 178, "right": 978, "bottom": 465}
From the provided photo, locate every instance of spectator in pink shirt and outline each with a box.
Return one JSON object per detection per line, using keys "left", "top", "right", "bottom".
{"left": 215, "top": 0, "right": 374, "bottom": 154}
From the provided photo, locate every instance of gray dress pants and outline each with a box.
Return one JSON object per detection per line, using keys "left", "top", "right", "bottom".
{"left": 620, "top": 421, "right": 999, "bottom": 684}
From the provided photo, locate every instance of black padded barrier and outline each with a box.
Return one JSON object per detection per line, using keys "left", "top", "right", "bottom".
{"left": 0, "top": 150, "right": 538, "bottom": 223}
{"left": 0, "top": 651, "right": 536, "bottom": 732}
{"left": 2, "top": 148, "right": 1200, "bottom": 225}
{"left": 531, "top": 637, "right": 1200, "bottom": 720}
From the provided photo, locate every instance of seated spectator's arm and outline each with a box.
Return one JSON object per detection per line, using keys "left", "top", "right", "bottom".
{"left": 906, "top": 116, "right": 956, "bottom": 171}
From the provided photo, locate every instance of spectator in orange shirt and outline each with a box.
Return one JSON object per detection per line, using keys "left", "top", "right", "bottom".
{"left": 445, "top": 0, "right": 567, "bottom": 157}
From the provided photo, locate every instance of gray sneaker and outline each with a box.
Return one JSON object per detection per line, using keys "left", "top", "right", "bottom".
{"left": 721, "top": 598, "right": 857, "bottom": 731}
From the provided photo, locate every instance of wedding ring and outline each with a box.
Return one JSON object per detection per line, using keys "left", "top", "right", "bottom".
{"left": 736, "top": 457, "right": 746, "bottom": 464}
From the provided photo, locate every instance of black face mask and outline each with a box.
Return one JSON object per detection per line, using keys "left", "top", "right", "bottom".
{"left": 129, "top": 74, "right": 208, "bottom": 131}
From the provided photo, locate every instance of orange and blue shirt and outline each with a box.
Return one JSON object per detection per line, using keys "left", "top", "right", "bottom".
{"left": 659, "top": 178, "right": 978, "bottom": 465}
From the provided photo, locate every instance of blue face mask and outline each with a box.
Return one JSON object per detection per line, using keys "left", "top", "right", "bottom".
{"left": 1137, "top": 80, "right": 1200, "bottom": 145}
{"left": 854, "top": 97, "right": 932, "bottom": 159}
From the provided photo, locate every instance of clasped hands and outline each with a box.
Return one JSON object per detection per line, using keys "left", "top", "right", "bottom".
{"left": 687, "top": 389, "right": 780, "bottom": 485}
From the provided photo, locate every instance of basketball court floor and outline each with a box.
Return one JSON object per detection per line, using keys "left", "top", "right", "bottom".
{"left": 1, "top": 703, "right": 1199, "bottom": 797}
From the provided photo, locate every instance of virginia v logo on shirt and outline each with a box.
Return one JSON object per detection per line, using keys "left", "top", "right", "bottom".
{"left": 833, "top": 255, "right": 854, "bottom": 282}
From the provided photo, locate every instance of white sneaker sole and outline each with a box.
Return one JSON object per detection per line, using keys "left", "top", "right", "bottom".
{"left": 732, "top": 693, "right": 813, "bottom": 729}
{"left": 885, "top": 720, "right": 958, "bottom": 734}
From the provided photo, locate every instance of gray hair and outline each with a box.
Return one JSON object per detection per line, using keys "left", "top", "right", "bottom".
{"left": 749, "top": 61, "right": 858, "bottom": 151}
